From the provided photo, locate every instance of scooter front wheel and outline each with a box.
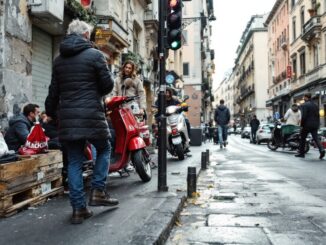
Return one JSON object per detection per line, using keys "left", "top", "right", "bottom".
{"left": 267, "top": 139, "right": 278, "bottom": 151}
{"left": 132, "top": 149, "right": 152, "bottom": 182}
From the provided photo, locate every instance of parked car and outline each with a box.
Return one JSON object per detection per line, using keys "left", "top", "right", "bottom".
{"left": 256, "top": 123, "right": 274, "bottom": 144}
{"left": 241, "top": 126, "right": 251, "bottom": 139}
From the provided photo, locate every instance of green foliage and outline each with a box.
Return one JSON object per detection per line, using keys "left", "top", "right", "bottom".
{"left": 123, "top": 51, "right": 144, "bottom": 69}
{"left": 65, "top": 0, "right": 97, "bottom": 25}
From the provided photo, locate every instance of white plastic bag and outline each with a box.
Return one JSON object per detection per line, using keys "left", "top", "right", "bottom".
{"left": 0, "top": 132, "right": 9, "bottom": 157}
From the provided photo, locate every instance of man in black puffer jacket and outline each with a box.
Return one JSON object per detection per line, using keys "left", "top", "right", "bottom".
{"left": 295, "top": 92, "right": 325, "bottom": 159}
{"left": 5, "top": 104, "right": 40, "bottom": 151}
{"left": 214, "top": 99, "right": 230, "bottom": 149}
{"left": 45, "top": 19, "right": 118, "bottom": 224}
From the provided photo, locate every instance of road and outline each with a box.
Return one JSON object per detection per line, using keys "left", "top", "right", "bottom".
{"left": 167, "top": 134, "right": 326, "bottom": 244}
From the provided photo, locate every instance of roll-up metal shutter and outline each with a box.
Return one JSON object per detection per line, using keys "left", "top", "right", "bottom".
{"left": 32, "top": 27, "right": 52, "bottom": 109}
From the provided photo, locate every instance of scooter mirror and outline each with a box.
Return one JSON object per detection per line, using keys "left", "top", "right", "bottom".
{"left": 183, "top": 95, "right": 189, "bottom": 101}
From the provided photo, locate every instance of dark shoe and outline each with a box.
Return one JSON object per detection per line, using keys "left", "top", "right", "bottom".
{"left": 320, "top": 150, "right": 325, "bottom": 160}
{"left": 71, "top": 207, "right": 93, "bottom": 224}
{"left": 220, "top": 144, "right": 223, "bottom": 149}
{"left": 223, "top": 142, "right": 227, "bottom": 147}
{"left": 89, "top": 189, "right": 119, "bottom": 206}
{"left": 295, "top": 154, "right": 305, "bottom": 158}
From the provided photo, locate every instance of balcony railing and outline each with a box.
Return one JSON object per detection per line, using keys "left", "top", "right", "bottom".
{"left": 301, "top": 16, "right": 322, "bottom": 42}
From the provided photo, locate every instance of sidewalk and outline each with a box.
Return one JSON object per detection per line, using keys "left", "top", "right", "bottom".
{"left": 0, "top": 142, "right": 212, "bottom": 245}
{"left": 166, "top": 145, "right": 326, "bottom": 244}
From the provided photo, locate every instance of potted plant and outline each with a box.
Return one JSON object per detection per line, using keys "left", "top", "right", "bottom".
{"left": 308, "top": 2, "right": 320, "bottom": 17}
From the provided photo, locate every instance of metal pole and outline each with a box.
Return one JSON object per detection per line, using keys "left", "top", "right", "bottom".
{"left": 206, "top": 149, "right": 210, "bottom": 164}
{"left": 201, "top": 152, "right": 207, "bottom": 170}
{"left": 187, "top": 167, "right": 197, "bottom": 198}
{"left": 158, "top": 0, "right": 168, "bottom": 192}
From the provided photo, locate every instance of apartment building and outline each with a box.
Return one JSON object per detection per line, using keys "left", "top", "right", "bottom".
{"left": 288, "top": 0, "right": 326, "bottom": 126}
{"left": 234, "top": 15, "right": 270, "bottom": 124}
{"left": 182, "top": 0, "right": 215, "bottom": 127}
{"left": 265, "top": 0, "right": 291, "bottom": 118}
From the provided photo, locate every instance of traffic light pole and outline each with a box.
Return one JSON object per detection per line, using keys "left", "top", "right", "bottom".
{"left": 157, "top": 0, "right": 168, "bottom": 192}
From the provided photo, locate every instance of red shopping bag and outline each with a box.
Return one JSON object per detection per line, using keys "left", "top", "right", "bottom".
{"left": 18, "top": 122, "right": 48, "bottom": 155}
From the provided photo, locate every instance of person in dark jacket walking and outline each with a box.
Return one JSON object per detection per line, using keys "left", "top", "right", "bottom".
{"left": 45, "top": 19, "right": 118, "bottom": 224}
{"left": 4, "top": 104, "right": 40, "bottom": 151}
{"left": 214, "top": 99, "right": 230, "bottom": 148}
{"left": 295, "top": 92, "right": 325, "bottom": 159}
{"left": 250, "top": 115, "right": 260, "bottom": 144}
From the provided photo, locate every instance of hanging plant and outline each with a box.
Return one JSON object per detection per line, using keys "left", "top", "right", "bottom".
{"left": 65, "top": 0, "right": 97, "bottom": 25}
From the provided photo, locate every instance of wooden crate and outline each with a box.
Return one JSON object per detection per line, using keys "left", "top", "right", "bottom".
{"left": 0, "top": 176, "right": 63, "bottom": 217}
{"left": 0, "top": 150, "right": 64, "bottom": 217}
{"left": 0, "top": 151, "right": 63, "bottom": 196}
{"left": 0, "top": 150, "right": 62, "bottom": 181}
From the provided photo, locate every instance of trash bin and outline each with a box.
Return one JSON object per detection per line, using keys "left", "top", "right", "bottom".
{"left": 190, "top": 128, "right": 202, "bottom": 146}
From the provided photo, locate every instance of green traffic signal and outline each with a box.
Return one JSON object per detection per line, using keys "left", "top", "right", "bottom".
{"left": 167, "top": 0, "right": 182, "bottom": 50}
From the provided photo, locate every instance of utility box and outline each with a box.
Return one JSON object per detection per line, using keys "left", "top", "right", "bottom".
{"left": 190, "top": 128, "right": 202, "bottom": 146}
{"left": 31, "top": 0, "right": 64, "bottom": 22}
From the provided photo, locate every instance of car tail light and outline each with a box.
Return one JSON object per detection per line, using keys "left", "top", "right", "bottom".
{"left": 171, "top": 127, "right": 178, "bottom": 135}
{"left": 259, "top": 129, "right": 263, "bottom": 133}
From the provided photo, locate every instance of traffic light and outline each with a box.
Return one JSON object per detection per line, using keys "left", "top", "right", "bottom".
{"left": 167, "top": 0, "right": 182, "bottom": 50}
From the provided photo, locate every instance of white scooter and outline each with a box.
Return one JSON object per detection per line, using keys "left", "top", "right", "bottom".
{"left": 166, "top": 97, "right": 190, "bottom": 160}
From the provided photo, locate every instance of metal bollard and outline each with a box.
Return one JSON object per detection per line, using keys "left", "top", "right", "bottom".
{"left": 201, "top": 151, "right": 207, "bottom": 170}
{"left": 206, "top": 149, "right": 210, "bottom": 164}
{"left": 187, "top": 167, "right": 197, "bottom": 198}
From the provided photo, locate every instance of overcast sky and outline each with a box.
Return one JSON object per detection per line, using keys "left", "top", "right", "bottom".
{"left": 211, "top": 0, "right": 276, "bottom": 89}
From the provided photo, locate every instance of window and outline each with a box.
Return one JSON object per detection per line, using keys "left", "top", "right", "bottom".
{"left": 292, "top": 55, "right": 297, "bottom": 79}
{"left": 183, "top": 63, "right": 189, "bottom": 76}
{"left": 292, "top": 17, "right": 296, "bottom": 41}
{"left": 291, "top": 0, "right": 296, "bottom": 8}
{"left": 313, "top": 44, "right": 319, "bottom": 67}
{"left": 299, "top": 50, "right": 306, "bottom": 75}
{"left": 300, "top": 7, "right": 305, "bottom": 33}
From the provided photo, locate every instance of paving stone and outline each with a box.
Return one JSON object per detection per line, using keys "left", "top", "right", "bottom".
{"left": 208, "top": 202, "right": 282, "bottom": 215}
{"left": 208, "top": 214, "right": 272, "bottom": 227}
{"left": 187, "top": 227, "right": 270, "bottom": 244}
{"left": 266, "top": 232, "right": 326, "bottom": 245}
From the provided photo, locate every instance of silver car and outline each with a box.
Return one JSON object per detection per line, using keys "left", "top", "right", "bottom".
{"left": 256, "top": 123, "right": 274, "bottom": 144}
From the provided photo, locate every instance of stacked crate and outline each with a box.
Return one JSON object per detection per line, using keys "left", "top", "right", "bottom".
{"left": 0, "top": 150, "right": 63, "bottom": 217}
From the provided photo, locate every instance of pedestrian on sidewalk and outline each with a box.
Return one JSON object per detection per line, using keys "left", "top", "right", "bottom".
{"left": 45, "top": 19, "right": 119, "bottom": 224}
{"left": 249, "top": 115, "right": 260, "bottom": 144}
{"left": 295, "top": 92, "right": 325, "bottom": 159}
{"left": 214, "top": 99, "right": 230, "bottom": 149}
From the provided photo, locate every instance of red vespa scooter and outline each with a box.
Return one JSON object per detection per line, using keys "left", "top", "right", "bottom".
{"left": 106, "top": 96, "right": 152, "bottom": 182}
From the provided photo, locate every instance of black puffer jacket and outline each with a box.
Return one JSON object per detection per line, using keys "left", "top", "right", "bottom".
{"left": 214, "top": 105, "right": 230, "bottom": 126}
{"left": 45, "top": 34, "right": 114, "bottom": 141}
{"left": 300, "top": 99, "right": 320, "bottom": 129}
{"left": 4, "top": 114, "right": 33, "bottom": 151}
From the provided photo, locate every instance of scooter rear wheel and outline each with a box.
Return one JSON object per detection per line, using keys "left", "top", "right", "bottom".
{"left": 175, "top": 144, "right": 185, "bottom": 160}
{"left": 132, "top": 149, "right": 152, "bottom": 182}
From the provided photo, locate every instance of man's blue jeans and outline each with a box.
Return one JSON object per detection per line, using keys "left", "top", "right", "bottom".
{"left": 217, "top": 125, "right": 228, "bottom": 145}
{"left": 64, "top": 139, "right": 111, "bottom": 209}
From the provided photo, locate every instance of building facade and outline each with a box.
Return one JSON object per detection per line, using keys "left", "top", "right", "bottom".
{"left": 0, "top": 0, "right": 157, "bottom": 129}
{"left": 265, "top": 0, "right": 291, "bottom": 119}
{"left": 235, "top": 15, "right": 270, "bottom": 124}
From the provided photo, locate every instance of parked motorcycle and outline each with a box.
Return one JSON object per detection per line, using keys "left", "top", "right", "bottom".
{"left": 267, "top": 121, "right": 309, "bottom": 153}
{"left": 166, "top": 98, "right": 190, "bottom": 160}
{"left": 105, "top": 96, "right": 152, "bottom": 182}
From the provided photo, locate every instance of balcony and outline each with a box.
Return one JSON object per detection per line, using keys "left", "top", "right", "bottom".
{"left": 95, "top": 17, "right": 129, "bottom": 51}
{"left": 301, "top": 16, "right": 322, "bottom": 42}
{"left": 144, "top": 9, "right": 159, "bottom": 33}
{"left": 281, "top": 41, "right": 287, "bottom": 50}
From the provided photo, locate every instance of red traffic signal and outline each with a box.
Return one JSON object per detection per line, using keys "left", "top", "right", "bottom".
{"left": 168, "top": 0, "right": 181, "bottom": 10}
